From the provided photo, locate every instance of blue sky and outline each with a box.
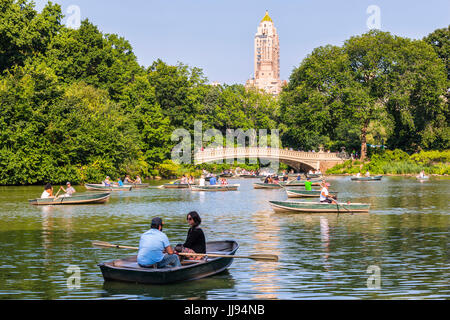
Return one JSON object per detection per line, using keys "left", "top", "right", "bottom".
{"left": 35, "top": 0, "right": 449, "bottom": 84}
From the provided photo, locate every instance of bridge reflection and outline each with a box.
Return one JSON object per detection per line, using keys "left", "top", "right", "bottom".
{"left": 250, "top": 210, "right": 281, "bottom": 299}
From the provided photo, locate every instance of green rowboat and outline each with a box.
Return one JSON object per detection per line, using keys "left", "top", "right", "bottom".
{"left": 350, "top": 175, "right": 383, "bottom": 181}
{"left": 85, "top": 184, "right": 132, "bottom": 191}
{"left": 281, "top": 179, "right": 321, "bottom": 186}
{"left": 286, "top": 189, "right": 338, "bottom": 198}
{"left": 191, "top": 184, "right": 239, "bottom": 191}
{"left": 29, "top": 192, "right": 111, "bottom": 205}
{"left": 253, "top": 182, "right": 283, "bottom": 189}
{"left": 123, "top": 183, "right": 149, "bottom": 188}
{"left": 162, "top": 183, "right": 195, "bottom": 189}
{"left": 269, "top": 200, "right": 370, "bottom": 213}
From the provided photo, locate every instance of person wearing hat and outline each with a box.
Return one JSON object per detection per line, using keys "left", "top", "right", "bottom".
{"left": 137, "top": 217, "right": 181, "bottom": 268}
{"left": 59, "top": 182, "right": 76, "bottom": 197}
{"left": 102, "top": 176, "right": 112, "bottom": 186}
{"left": 320, "top": 182, "right": 337, "bottom": 204}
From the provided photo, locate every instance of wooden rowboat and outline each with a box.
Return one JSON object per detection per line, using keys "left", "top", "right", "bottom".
{"left": 306, "top": 173, "right": 322, "bottom": 178}
{"left": 286, "top": 189, "right": 338, "bottom": 198}
{"left": 190, "top": 184, "right": 239, "bottom": 191}
{"left": 162, "top": 183, "right": 195, "bottom": 189}
{"left": 282, "top": 179, "right": 321, "bottom": 186}
{"left": 29, "top": 192, "right": 111, "bottom": 205}
{"left": 123, "top": 183, "right": 149, "bottom": 188}
{"left": 269, "top": 200, "right": 370, "bottom": 213}
{"left": 98, "top": 240, "right": 239, "bottom": 284}
{"left": 253, "top": 182, "right": 283, "bottom": 189}
{"left": 85, "top": 184, "right": 132, "bottom": 191}
{"left": 350, "top": 175, "right": 383, "bottom": 181}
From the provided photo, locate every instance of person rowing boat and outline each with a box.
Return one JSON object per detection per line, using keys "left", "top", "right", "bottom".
{"left": 137, "top": 217, "right": 181, "bottom": 268}
{"left": 59, "top": 182, "right": 76, "bottom": 197}
{"left": 320, "top": 182, "right": 337, "bottom": 204}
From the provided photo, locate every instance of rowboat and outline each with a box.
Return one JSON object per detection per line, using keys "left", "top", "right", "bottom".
{"left": 253, "top": 182, "right": 283, "bottom": 189}
{"left": 98, "top": 240, "right": 239, "bottom": 284}
{"left": 306, "top": 173, "right": 322, "bottom": 178}
{"left": 29, "top": 192, "right": 111, "bottom": 205}
{"left": 282, "top": 179, "right": 322, "bottom": 186}
{"left": 350, "top": 175, "right": 383, "bottom": 181}
{"left": 269, "top": 200, "right": 370, "bottom": 213}
{"left": 190, "top": 184, "right": 239, "bottom": 191}
{"left": 162, "top": 183, "right": 194, "bottom": 189}
{"left": 85, "top": 184, "right": 132, "bottom": 191}
{"left": 416, "top": 175, "right": 429, "bottom": 180}
{"left": 123, "top": 183, "right": 149, "bottom": 188}
{"left": 239, "top": 174, "right": 259, "bottom": 178}
{"left": 286, "top": 189, "right": 338, "bottom": 198}
{"left": 219, "top": 173, "right": 234, "bottom": 178}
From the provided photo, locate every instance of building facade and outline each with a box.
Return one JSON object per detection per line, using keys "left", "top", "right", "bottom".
{"left": 246, "top": 11, "right": 284, "bottom": 96}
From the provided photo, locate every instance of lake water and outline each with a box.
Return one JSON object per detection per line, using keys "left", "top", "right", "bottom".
{"left": 0, "top": 176, "right": 448, "bottom": 300}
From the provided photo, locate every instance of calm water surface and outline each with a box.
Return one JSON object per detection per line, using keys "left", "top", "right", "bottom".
{"left": 0, "top": 176, "right": 448, "bottom": 300}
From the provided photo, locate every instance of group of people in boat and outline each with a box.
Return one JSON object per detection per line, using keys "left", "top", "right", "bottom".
{"left": 41, "top": 182, "right": 76, "bottom": 199}
{"left": 179, "top": 175, "right": 195, "bottom": 185}
{"left": 308, "top": 169, "right": 322, "bottom": 175}
{"left": 355, "top": 171, "right": 371, "bottom": 178}
{"left": 137, "top": 211, "right": 206, "bottom": 268}
{"left": 102, "top": 175, "right": 142, "bottom": 187}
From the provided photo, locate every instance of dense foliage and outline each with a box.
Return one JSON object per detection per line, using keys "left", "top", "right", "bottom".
{"left": 280, "top": 30, "right": 449, "bottom": 159}
{"left": 0, "top": 1, "right": 448, "bottom": 185}
{"left": 326, "top": 149, "right": 450, "bottom": 175}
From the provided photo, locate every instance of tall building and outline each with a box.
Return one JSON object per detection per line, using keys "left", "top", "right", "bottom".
{"left": 246, "top": 11, "right": 284, "bottom": 96}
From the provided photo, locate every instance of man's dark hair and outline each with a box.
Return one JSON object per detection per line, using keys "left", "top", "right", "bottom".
{"left": 44, "top": 183, "right": 52, "bottom": 190}
{"left": 187, "top": 211, "right": 201, "bottom": 227}
{"left": 151, "top": 217, "right": 163, "bottom": 229}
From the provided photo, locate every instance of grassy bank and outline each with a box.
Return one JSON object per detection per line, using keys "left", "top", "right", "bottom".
{"left": 326, "top": 150, "right": 450, "bottom": 175}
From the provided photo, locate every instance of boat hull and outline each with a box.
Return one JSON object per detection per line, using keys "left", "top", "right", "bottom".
{"left": 286, "top": 189, "right": 338, "bottom": 198}
{"left": 29, "top": 192, "right": 111, "bottom": 205}
{"left": 253, "top": 183, "right": 283, "bottom": 189}
{"left": 350, "top": 176, "right": 383, "bottom": 181}
{"left": 123, "top": 183, "right": 149, "bottom": 188}
{"left": 162, "top": 183, "right": 194, "bottom": 189}
{"left": 191, "top": 184, "right": 239, "bottom": 191}
{"left": 98, "top": 241, "right": 239, "bottom": 284}
{"left": 282, "top": 179, "right": 321, "bottom": 186}
{"left": 269, "top": 200, "right": 370, "bottom": 213}
{"left": 85, "top": 184, "right": 132, "bottom": 191}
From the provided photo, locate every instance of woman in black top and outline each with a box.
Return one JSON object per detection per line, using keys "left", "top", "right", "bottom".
{"left": 178, "top": 211, "right": 206, "bottom": 260}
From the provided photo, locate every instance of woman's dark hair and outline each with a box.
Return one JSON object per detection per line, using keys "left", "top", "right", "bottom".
{"left": 44, "top": 183, "right": 52, "bottom": 190}
{"left": 187, "top": 211, "right": 201, "bottom": 227}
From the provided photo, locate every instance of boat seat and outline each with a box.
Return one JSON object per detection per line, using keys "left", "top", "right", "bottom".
{"left": 113, "top": 260, "right": 156, "bottom": 269}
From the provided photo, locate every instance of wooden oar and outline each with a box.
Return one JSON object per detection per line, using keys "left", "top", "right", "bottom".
{"left": 92, "top": 241, "right": 279, "bottom": 262}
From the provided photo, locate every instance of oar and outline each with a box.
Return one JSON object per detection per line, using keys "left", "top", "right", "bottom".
{"left": 54, "top": 187, "right": 62, "bottom": 198}
{"left": 92, "top": 241, "right": 279, "bottom": 262}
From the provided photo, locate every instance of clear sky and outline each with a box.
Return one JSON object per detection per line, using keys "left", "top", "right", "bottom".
{"left": 34, "top": 0, "right": 449, "bottom": 85}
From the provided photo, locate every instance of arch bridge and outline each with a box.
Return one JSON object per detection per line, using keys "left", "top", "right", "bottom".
{"left": 194, "top": 147, "right": 349, "bottom": 172}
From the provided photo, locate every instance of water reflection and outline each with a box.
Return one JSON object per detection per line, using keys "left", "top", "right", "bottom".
{"left": 101, "top": 272, "right": 236, "bottom": 300}
{"left": 0, "top": 177, "right": 448, "bottom": 299}
{"left": 250, "top": 210, "right": 281, "bottom": 299}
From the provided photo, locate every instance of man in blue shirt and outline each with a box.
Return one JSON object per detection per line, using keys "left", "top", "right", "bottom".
{"left": 137, "top": 217, "right": 181, "bottom": 268}
{"left": 209, "top": 175, "right": 217, "bottom": 185}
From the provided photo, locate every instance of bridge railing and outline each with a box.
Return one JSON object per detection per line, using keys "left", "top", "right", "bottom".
{"left": 194, "top": 147, "right": 349, "bottom": 163}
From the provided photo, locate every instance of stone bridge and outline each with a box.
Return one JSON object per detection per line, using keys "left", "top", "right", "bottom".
{"left": 194, "top": 147, "right": 349, "bottom": 172}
